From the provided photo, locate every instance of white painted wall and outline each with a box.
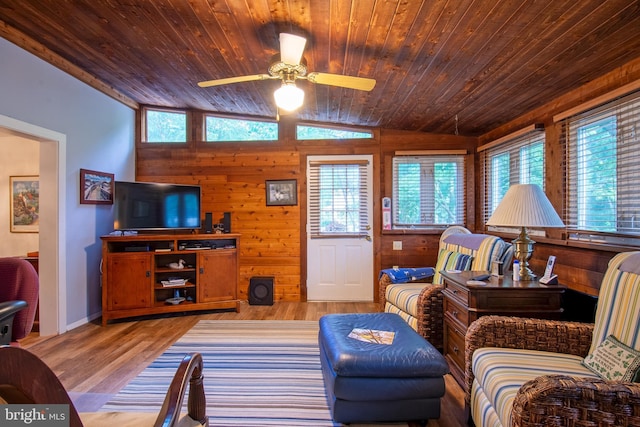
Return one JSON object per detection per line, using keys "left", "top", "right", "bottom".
{"left": 0, "top": 37, "right": 136, "bottom": 329}
{"left": 0, "top": 134, "right": 40, "bottom": 257}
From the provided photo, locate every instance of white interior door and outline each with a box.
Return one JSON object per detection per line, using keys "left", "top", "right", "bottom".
{"left": 306, "top": 155, "right": 373, "bottom": 301}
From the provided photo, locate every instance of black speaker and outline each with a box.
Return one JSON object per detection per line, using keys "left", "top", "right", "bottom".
{"left": 249, "top": 276, "right": 274, "bottom": 305}
{"left": 222, "top": 212, "right": 231, "bottom": 233}
{"left": 204, "top": 212, "right": 213, "bottom": 233}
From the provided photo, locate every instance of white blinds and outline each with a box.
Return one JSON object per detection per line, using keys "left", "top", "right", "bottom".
{"left": 480, "top": 128, "right": 545, "bottom": 224}
{"left": 308, "top": 160, "right": 369, "bottom": 238}
{"left": 562, "top": 90, "right": 640, "bottom": 237}
{"left": 391, "top": 155, "right": 465, "bottom": 228}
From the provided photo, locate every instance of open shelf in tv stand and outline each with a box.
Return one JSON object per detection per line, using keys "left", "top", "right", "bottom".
{"left": 100, "top": 233, "right": 240, "bottom": 325}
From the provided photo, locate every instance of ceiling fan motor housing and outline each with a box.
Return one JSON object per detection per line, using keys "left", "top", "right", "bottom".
{"left": 268, "top": 54, "right": 308, "bottom": 79}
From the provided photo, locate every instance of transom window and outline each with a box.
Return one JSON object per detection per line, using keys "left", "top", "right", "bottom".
{"left": 296, "top": 124, "right": 372, "bottom": 140}
{"left": 392, "top": 155, "right": 465, "bottom": 229}
{"left": 145, "top": 108, "right": 187, "bottom": 143}
{"left": 205, "top": 115, "right": 278, "bottom": 142}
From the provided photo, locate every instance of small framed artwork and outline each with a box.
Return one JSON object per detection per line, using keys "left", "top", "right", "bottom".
{"left": 80, "top": 168, "right": 114, "bottom": 205}
{"left": 266, "top": 179, "right": 298, "bottom": 206}
{"left": 10, "top": 175, "right": 39, "bottom": 233}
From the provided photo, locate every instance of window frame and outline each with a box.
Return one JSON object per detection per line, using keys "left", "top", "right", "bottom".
{"left": 307, "top": 159, "right": 370, "bottom": 238}
{"left": 480, "top": 125, "right": 546, "bottom": 234}
{"left": 562, "top": 90, "right": 640, "bottom": 245}
{"left": 142, "top": 106, "right": 189, "bottom": 144}
{"left": 390, "top": 153, "right": 466, "bottom": 230}
{"left": 296, "top": 123, "right": 373, "bottom": 141}
{"left": 204, "top": 114, "right": 279, "bottom": 142}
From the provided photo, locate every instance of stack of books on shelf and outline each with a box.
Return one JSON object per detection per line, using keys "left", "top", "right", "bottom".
{"left": 160, "top": 278, "right": 187, "bottom": 287}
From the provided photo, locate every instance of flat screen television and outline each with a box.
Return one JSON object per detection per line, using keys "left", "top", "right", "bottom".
{"left": 113, "top": 181, "right": 201, "bottom": 231}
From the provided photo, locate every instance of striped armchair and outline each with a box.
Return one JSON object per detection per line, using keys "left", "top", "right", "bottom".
{"left": 380, "top": 227, "right": 508, "bottom": 350}
{"left": 465, "top": 251, "right": 640, "bottom": 427}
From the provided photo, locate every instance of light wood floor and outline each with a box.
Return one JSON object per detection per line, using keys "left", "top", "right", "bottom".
{"left": 21, "top": 301, "right": 467, "bottom": 426}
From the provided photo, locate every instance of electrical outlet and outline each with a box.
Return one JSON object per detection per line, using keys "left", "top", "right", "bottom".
{"left": 393, "top": 241, "right": 402, "bottom": 250}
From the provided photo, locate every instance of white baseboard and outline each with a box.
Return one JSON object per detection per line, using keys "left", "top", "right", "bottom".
{"left": 66, "top": 311, "right": 102, "bottom": 331}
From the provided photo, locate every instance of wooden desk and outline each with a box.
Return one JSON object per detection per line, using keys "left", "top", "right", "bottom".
{"left": 441, "top": 270, "right": 564, "bottom": 387}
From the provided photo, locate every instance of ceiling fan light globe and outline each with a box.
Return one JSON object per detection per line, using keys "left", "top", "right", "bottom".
{"left": 274, "top": 84, "right": 304, "bottom": 111}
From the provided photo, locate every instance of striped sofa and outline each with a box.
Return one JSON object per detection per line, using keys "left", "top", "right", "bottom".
{"left": 465, "top": 251, "right": 640, "bottom": 427}
{"left": 380, "top": 226, "right": 508, "bottom": 350}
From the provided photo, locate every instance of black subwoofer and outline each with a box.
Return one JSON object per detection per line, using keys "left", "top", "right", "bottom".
{"left": 249, "top": 276, "right": 274, "bottom": 305}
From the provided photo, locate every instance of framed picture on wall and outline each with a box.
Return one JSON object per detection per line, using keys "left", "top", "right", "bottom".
{"left": 266, "top": 179, "right": 297, "bottom": 206}
{"left": 10, "top": 175, "right": 39, "bottom": 233}
{"left": 80, "top": 168, "right": 114, "bottom": 205}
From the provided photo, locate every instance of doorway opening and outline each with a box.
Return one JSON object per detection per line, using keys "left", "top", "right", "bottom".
{"left": 1, "top": 114, "right": 67, "bottom": 336}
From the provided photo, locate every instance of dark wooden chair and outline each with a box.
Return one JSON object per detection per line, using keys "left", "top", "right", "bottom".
{"left": 0, "top": 346, "right": 209, "bottom": 427}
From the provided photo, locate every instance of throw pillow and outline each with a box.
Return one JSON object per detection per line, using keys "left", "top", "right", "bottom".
{"left": 582, "top": 334, "right": 640, "bottom": 382}
{"left": 432, "top": 249, "right": 474, "bottom": 285}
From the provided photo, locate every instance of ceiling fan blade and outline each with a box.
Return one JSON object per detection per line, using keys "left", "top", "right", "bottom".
{"left": 198, "top": 74, "right": 273, "bottom": 88}
{"left": 306, "top": 72, "right": 376, "bottom": 91}
{"left": 279, "top": 33, "right": 306, "bottom": 66}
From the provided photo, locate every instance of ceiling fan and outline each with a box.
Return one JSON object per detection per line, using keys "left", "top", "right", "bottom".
{"left": 198, "top": 33, "right": 376, "bottom": 112}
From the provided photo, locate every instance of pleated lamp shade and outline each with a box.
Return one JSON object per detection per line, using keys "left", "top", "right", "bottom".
{"left": 487, "top": 184, "right": 564, "bottom": 228}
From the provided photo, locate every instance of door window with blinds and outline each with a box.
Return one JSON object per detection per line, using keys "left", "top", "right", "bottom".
{"left": 480, "top": 130, "right": 545, "bottom": 224}
{"left": 562, "top": 90, "right": 640, "bottom": 243}
{"left": 392, "top": 155, "right": 465, "bottom": 229}
{"left": 308, "top": 160, "right": 369, "bottom": 238}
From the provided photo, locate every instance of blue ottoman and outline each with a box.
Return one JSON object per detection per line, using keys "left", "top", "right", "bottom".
{"left": 318, "top": 312, "right": 449, "bottom": 424}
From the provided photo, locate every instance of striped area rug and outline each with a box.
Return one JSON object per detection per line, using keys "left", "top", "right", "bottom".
{"left": 101, "top": 320, "right": 407, "bottom": 426}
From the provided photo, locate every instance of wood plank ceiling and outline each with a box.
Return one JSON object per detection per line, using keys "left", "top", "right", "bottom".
{"left": 0, "top": 0, "right": 639, "bottom": 136}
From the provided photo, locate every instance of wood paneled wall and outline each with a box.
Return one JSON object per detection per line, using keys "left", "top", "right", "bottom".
{"left": 378, "top": 130, "right": 477, "bottom": 271}
{"left": 135, "top": 121, "right": 475, "bottom": 302}
{"left": 478, "top": 57, "right": 640, "bottom": 297}
{"left": 136, "top": 142, "right": 302, "bottom": 302}
{"left": 135, "top": 58, "right": 640, "bottom": 302}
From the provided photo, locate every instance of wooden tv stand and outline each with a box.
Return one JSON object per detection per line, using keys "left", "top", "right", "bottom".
{"left": 100, "top": 233, "right": 240, "bottom": 325}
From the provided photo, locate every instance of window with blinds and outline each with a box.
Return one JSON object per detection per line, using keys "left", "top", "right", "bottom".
{"left": 480, "top": 129, "right": 545, "bottom": 224}
{"left": 392, "top": 155, "right": 465, "bottom": 229}
{"left": 308, "top": 160, "right": 369, "bottom": 238}
{"left": 562, "top": 90, "right": 640, "bottom": 242}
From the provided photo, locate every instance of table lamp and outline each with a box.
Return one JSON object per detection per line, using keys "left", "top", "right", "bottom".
{"left": 486, "top": 184, "right": 564, "bottom": 281}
